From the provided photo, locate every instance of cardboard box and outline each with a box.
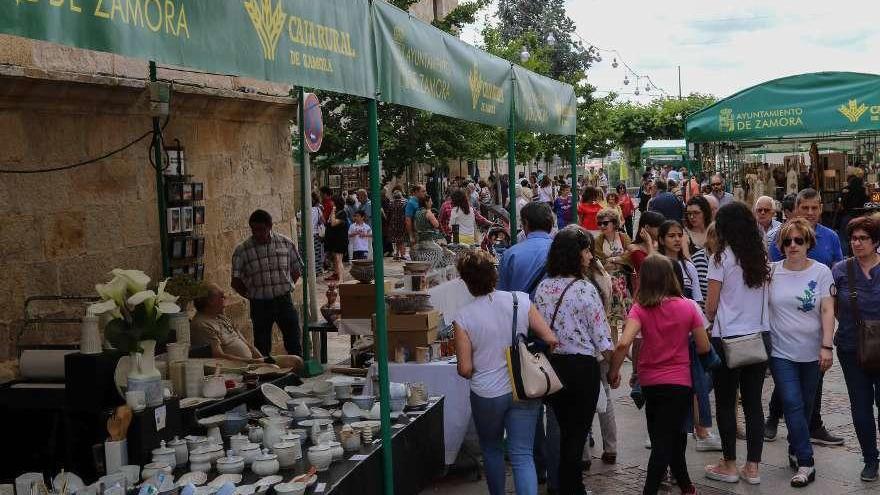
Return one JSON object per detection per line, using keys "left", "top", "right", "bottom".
{"left": 339, "top": 279, "right": 396, "bottom": 319}
{"left": 388, "top": 329, "right": 439, "bottom": 357}
{"left": 387, "top": 310, "right": 442, "bottom": 332}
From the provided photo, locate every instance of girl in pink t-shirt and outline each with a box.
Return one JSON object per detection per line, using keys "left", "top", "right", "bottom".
{"left": 609, "top": 254, "right": 711, "bottom": 495}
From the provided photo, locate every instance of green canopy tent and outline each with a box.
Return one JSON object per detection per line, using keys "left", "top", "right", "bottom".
{"left": 685, "top": 71, "right": 880, "bottom": 197}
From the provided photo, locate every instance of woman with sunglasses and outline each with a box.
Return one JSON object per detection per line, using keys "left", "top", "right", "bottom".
{"left": 832, "top": 215, "right": 880, "bottom": 482}
{"left": 767, "top": 218, "right": 834, "bottom": 487}
{"left": 704, "top": 202, "right": 771, "bottom": 485}
{"left": 616, "top": 183, "right": 635, "bottom": 237}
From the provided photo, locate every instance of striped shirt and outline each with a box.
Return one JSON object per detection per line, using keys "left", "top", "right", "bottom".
{"left": 691, "top": 249, "right": 709, "bottom": 309}
{"left": 232, "top": 232, "right": 302, "bottom": 300}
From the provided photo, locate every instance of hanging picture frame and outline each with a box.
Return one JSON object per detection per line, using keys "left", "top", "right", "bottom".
{"left": 192, "top": 183, "right": 204, "bottom": 201}
{"left": 184, "top": 237, "right": 194, "bottom": 258}
{"left": 170, "top": 238, "right": 185, "bottom": 259}
{"left": 181, "top": 207, "right": 194, "bottom": 232}
{"left": 167, "top": 208, "right": 181, "bottom": 233}
{"left": 194, "top": 206, "right": 205, "bottom": 225}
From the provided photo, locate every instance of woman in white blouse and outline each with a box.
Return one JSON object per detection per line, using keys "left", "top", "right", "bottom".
{"left": 535, "top": 226, "right": 614, "bottom": 494}
{"left": 450, "top": 188, "right": 488, "bottom": 246}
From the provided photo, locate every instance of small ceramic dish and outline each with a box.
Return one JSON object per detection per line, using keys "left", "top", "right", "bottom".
{"left": 207, "top": 474, "right": 241, "bottom": 488}
{"left": 175, "top": 472, "right": 208, "bottom": 488}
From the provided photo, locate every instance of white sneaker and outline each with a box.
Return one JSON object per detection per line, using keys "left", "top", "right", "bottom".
{"left": 696, "top": 433, "right": 723, "bottom": 452}
{"left": 645, "top": 435, "right": 652, "bottom": 449}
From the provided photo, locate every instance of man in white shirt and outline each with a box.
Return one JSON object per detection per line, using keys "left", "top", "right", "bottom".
{"left": 754, "top": 196, "right": 781, "bottom": 245}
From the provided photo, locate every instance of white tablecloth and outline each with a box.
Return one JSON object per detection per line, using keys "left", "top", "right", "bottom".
{"left": 366, "top": 360, "right": 471, "bottom": 465}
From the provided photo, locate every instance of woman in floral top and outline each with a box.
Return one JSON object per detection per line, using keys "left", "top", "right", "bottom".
{"left": 535, "top": 226, "right": 613, "bottom": 494}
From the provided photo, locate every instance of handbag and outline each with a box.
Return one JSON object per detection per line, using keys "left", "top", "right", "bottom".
{"left": 505, "top": 292, "right": 563, "bottom": 400}
{"left": 847, "top": 258, "right": 880, "bottom": 373}
{"left": 719, "top": 270, "right": 769, "bottom": 369}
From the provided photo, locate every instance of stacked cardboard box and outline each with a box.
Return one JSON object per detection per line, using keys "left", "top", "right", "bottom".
{"left": 372, "top": 309, "right": 442, "bottom": 360}
{"left": 338, "top": 279, "right": 397, "bottom": 319}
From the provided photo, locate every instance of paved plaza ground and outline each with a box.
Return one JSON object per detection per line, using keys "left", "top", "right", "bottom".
{"left": 311, "top": 258, "right": 875, "bottom": 495}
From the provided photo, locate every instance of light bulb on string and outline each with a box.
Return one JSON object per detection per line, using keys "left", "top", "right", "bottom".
{"left": 634, "top": 77, "right": 640, "bottom": 96}
{"left": 623, "top": 75, "right": 629, "bottom": 85}
{"left": 519, "top": 46, "right": 530, "bottom": 63}
{"left": 611, "top": 58, "right": 618, "bottom": 68}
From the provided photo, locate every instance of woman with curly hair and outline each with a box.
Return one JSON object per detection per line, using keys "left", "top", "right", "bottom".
{"left": 684, "top": 195, "right": 713, "bottom": 252}
{"left": 704, "top": 202, "right": 771, "bottom": 485}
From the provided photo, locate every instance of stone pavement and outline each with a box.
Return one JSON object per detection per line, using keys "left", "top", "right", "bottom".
{"left": 420, "top": 360, "right": 875, "bottom": 494}
{"left": 312, "top": 257, "right": 876, "bottom": 494}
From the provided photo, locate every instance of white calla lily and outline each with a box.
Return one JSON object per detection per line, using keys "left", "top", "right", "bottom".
{"left": 111, "top": 269, "right": 151, "bottom": 293}
{"left": 127, "top": 290, "right": 157, "bottom": 310}
{"left": 156, "top": 301, "right": 182, "bottom": 317}
{"left": 96, "top": 276, "right": 128, "bottom": 308}
{"left": 156, "top": 279, "right": 179, "bottom": 304}
{"left": 87, "top": 299, "right": 118, "bottom": 316}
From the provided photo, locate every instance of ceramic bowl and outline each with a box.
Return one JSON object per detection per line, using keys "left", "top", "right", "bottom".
{"left": 215, "top": 452, "right": 245, "bottom": 475}
{"left": 350, "top": 395, "right": 375, "bottom": 410}
{"left": 250, "top": 450, "right": 279, "bottom": 476}
{"left": 272, "top": 482, "right": 306, "bottom": 495}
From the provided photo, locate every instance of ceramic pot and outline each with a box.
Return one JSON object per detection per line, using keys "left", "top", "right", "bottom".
{"left": 185, "top": 435, "right": 208, "bottom": 451}
{"left": 306, "top": 445, "right": 332, "bottom": 472}
{"left": 228, "top": 434, "right": 249, "bottom": 455}
{"left": 339, "top": 427, "right": 360, "bottom": 452}
{"left": 141, "top": 462, "right": 171, "bottom": 481}
{"left": 202, "top": 375, "right": 226, "bottom": 399}
{"left": 349, "top": 260, "right": 374, "bottom": 283}
{"left": 216, "top": 451, "right": 245, "bottom": 475}
{"left": 272, "top": 441, "right": 300, "bottom": 468}
{"left": 127, "top": 340, "right": 163, "bottom": 407}
{"left": 259, "top": 416, "right": 289, "bottom": 450}
{"left": 167, "top": 436, "right": 188, "bottom": 466}
{"left": 151, "top": 440, "right": 177, "bottom": 468}
{"left": 189, "top": 460, "right": 211, "bottom": 473}
{"left": 169, "top": 312, "right": 191, "bottom": 344}
{"left": 327, "top": 441, "right": 343, "bottom": 461}
{"left": 286, "top": 429, "right": 308, "bottom": 450}
{"left": 238, "top": 443, "right": 261, "bottom": 466}
{"left": 247, "top": 425, "right": 263, "bottom": 444}
{"left": 79, "top": 315, "right": 102, "bottom": 354}
{"left": 388, "top": 382, "right": 407, "bottom": 399}
{"left": 309, "top": 420, "right": 334, "bottom": 445}
{"left": 250, "top": 450, "right": 279, "bottom": 476}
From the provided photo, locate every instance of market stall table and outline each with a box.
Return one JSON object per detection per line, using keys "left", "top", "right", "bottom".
{"left": 366, "top": 361, "right": 469, "bottom": 465}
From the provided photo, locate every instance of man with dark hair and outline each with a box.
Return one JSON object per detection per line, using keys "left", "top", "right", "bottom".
{"left": 647, "top": 179, "right": 684, "bottom": 222}
{"left": 637, "top": 172, "right": 654, "bottom": 215}
{"left": 405, "top": 184, "right": 426, "bottom": 244}
{"left": 765, "top": 188, "right": 844, "bottom": 446}
{"left": 497, "top": 201, "right": 555, "bottom": 484}
{"left": 231, "top": 209, "right": 303, "bottom": 357}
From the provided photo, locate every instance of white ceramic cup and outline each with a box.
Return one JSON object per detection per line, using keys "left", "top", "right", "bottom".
{"left": 125, "top": 390, "right": 146, "bottom": 411}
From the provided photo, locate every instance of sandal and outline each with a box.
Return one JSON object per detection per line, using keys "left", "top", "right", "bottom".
{"left": 788, "top": 454, "right": 798, "bottom": 469}
{"left": 601, "top": 452, "right": 617, "bottom": 464}
{"left": 704, "top": 463, "right": 739, "bottom": 483}
{"left": 790, "top": 467, "right": 815, "bottom": 487}
{"left": 739, "top": 467, "right": 761, "bottom": 485}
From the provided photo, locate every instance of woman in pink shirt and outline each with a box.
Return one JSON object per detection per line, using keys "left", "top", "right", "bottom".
{"left": 608, "top": 254, "right": 711, "bottom": 495}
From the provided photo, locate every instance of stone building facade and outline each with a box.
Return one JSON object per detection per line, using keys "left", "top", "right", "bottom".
{"left": 0, "top": 35, "right": 299, "bottom": 363}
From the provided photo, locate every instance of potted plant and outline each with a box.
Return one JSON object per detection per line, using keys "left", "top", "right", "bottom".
{"left": 88, "top": 269, "right": 180, "bottom": 407}
{"left": 164, "top": 274, "right": 209, "bottom": 312}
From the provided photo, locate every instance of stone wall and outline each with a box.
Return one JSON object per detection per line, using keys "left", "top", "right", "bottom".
{"left": 0, "top": 35, "right": 300, "bottom": 362}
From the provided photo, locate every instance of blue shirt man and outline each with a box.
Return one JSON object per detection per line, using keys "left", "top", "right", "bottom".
{"left": 647, "top": 179, "right": 684, "bottom": 222}
{"left": 498, "top": 202, "right": 555, "bottom": 299}
{"left": 768, "top": 190, "right": 843, "bottom": 268}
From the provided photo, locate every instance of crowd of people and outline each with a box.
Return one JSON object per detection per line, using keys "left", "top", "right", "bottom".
{"left": 449, "top": 174, "right": 880, "bottom": 495}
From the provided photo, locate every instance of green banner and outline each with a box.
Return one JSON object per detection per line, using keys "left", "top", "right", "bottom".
{"left": 372, "top": 0, "right": 512, "bottom": 128}
{"left": 0, "top": 0, "right": 376, "bottom": 98}
{"left": 686, "top": 72, "right": 880, "bottom": 142}
{"left": 513, "top": 65, "right": 576, "bottom": 136}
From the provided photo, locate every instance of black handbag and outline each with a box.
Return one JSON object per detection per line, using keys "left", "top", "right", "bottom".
{"left": 847, "top": 258, "right": 880, "bottom": 373}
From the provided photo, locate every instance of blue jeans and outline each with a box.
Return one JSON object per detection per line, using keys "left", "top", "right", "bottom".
{"left": 686, "top": 340, "right": 713, "bottom": 431}
{"left": 838, "top": 350, "right": 880, "bottom": 465}
{"left": 769, "top": 358, "right": 820, "bottom": 466}
{"left": 470, "top": 392, "right": 540, "bottom": 495}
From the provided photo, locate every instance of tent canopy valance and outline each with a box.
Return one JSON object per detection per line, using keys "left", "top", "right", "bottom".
{"left": 686, "top": 72, "right": 880, "bottom": 143}
{"left": 640, "top": 139, "right": 687, "bottom": 161}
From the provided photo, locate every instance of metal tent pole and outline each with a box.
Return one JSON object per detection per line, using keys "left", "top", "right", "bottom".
{"left": 570, "top": 134, "right": 577, "bottom": 224}
{"left": 150, "top": 61, "right": 169, "bottom": 277}
{"left": 298, "top": 86, "right": 322, "bottom": 377}
{"left": 507, "top": 77, "right": 518, "bottom": 244}
{"left": 369, "top": 97, "right": 395, "bottom": 495}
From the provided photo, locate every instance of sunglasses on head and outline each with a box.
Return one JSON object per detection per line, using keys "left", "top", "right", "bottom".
{"left": 782, "top": 237, "right": 805, "bottom": 248}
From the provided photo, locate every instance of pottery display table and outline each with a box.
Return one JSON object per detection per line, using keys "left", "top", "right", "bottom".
{"left": 366, "top": 360, "right": 470, "bottom": 465}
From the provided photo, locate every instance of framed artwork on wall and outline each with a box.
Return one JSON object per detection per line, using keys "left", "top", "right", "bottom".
{"left": 167, "top": 208, "right": 181, "bottom": 233}
{"left": 181, "top": 207, "right": 194, "bottom": 232}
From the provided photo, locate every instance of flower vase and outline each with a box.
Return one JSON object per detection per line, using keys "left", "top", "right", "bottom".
{"left": 127, "top": 339, "right": 163, "bottom": 407}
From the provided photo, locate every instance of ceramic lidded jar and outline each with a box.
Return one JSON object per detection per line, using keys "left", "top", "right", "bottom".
{"left": 247, "top": 425, "right": 263, "bottom": 444}
{"left": 250, "top": 449, "right": 279, "bottom": 476}
{"left": 228, "top": 433, "right": 249, "bottom": 455}
{"left": 307, "top": 445, "right": 332, "bottom": 472}
{"left": 189, "top": 447, "right": 214, "bottom": 473}
{"left": 215, "top": 450, "right": 245, "bottom": 475}
{"left": 272, "top": 441, "right": 299, "bottom": 468}
{"left": 151, "top": 440, "right": 177, "bottom": 468}
{"left": 238, "top": 443, "right": 261, "bottom": 466}
{"left": 168, "top": 436, "right": 189, "bottom": 466}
